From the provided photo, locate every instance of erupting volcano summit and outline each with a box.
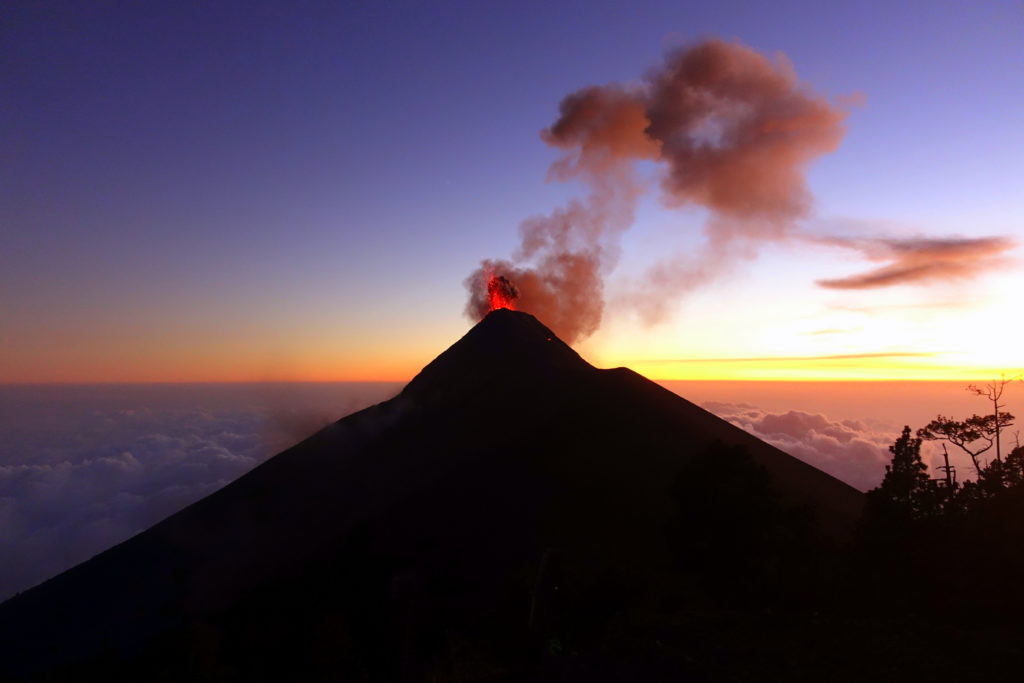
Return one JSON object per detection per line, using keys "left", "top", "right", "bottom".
{"left": 486, "top": 274, "right": 519, "bottom": 312}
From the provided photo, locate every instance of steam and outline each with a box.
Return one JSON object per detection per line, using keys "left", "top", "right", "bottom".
{"left": 816, "top": 236, "right": 1017, "bottom": 289}
{"left": 466, "top": 38, "right": 849, "bottom": 341}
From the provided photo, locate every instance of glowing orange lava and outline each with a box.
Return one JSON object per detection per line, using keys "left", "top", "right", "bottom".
{"left": 487, "top": 275, "right": 519, "bottom": 311}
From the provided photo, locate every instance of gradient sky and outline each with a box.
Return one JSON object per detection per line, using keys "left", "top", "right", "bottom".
{"left": 4, "top": 0, "right": 1022, "bottom": 383}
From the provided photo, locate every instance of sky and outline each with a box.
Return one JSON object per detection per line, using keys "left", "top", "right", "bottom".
{"left": 3, "top": 0, "right": 1023, "bottom": 383}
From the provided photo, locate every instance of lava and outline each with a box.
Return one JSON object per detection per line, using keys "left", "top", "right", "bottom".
{"left": 486, "top": 275, "right": 519, "bottom": 311}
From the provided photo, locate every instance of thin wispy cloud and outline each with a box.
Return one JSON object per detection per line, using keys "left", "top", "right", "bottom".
{"left": 831, "top": 300, "right": 970, "bottom": 314}
{"left": 642, "top": 351, "right": 939, "bottom": 364}
{"left": 803, "top": 328, "right": 861, "bottom": 336}
{"left": 816, "top": 236, "right": 1017, "bottom": 290}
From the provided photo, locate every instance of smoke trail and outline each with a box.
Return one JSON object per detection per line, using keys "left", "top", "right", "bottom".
{"left": 466, "top": 38, "right": 849, "bottom": 341}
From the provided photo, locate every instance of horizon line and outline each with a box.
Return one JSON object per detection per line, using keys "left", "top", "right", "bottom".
{"left": 1, "top": 376, "right": 1015, "bottom": 387}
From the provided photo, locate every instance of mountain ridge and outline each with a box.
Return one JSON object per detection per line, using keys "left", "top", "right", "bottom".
{"left": 0, "top": 309, "right": 862, "bottom": 680}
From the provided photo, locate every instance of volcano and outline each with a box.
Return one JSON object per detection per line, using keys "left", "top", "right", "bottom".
{"left": 0, "top": 310, "right": 861, "bottom": 681}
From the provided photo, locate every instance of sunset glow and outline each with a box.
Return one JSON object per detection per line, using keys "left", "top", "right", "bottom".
{"left": 2, "top": 2, "right": 1020, "bottom": 385}
{"left": 4, "top": 5, "right": 1024, "bottom": 676}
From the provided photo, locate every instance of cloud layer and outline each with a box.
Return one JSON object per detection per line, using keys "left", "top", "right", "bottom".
{"left": 0, "top": 384, "right": 397, "bottom": 602}
{"left": 0, "top": 408, "right": 267, "bottom": 601}
{"left": 702, "top": 401, "right": 893, "bottom": 491}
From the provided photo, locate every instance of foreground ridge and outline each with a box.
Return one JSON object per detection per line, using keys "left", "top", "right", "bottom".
{"left": 0, "top": 310, "right": 861, "bottom": 680}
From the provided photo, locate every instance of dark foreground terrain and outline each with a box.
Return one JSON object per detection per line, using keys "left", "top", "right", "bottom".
{"left": 2, "top": 311, "right": 1021, "bottom": 681}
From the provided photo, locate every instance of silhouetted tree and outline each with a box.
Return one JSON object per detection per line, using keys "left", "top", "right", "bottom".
{"left": 960, "top": 441, "right": 1024, "bottom": 502}
{"left": 918, "top": 413, "right": 1014, "bottom": 477}
{"left": 967, "top": 376, "right": 1018, "bottom": 462}
{"left": 857, "top": 427, "right": 948, "bottom": 612}
{"left": 865, "top": 426, "right": 938, "bottom": 524}
{"left": 853, "top": 384, "right": 1024, "bottom": 625}
{"left": 1003, "top": 445, "right": 1024, "bottom": 488}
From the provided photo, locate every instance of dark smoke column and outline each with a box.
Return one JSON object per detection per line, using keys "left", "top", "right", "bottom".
{"left": 466, "top": 38, "right": 850, "bottom": 343}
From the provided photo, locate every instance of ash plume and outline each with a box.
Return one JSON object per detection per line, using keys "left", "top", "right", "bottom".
{"left": 816, "top": 236, "right": 1017, "bottom": 289}
{"left": 466, "top": 38, "right": 850, "bottom": 341}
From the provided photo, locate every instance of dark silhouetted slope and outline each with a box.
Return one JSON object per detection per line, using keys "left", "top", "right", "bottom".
{"left": 0, "top": 310, "right": 862, "bottom": 680}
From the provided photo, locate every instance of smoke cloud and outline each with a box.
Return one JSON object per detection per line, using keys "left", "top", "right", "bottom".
{"left": 466, "top": 38, "right": 850, "bottom": 341}
{"left": 816, "top": 236, "right": 1017, "bottom": 290}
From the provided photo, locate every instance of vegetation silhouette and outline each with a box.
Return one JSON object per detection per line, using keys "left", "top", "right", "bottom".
{"left": 859, "top": 379, "right": 1024, "bottom": 630}
{"left": 919, "top": 413, "right": 1015, "bottom": 476}
{"left": 967, "top": 375, "right": 1018, "bottom": 462}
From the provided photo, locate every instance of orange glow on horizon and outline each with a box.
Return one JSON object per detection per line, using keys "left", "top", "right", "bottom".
{"left": 623, "top": 354, "right": 1023, "bottom": 382}
{"left": 0, "top": 336, "right": 434, "bottom": 384}
{"left": 7, "top": 348, "right": 1021, "bottom": 385}
{"left": 3, "top": 297, "right": 1021, "bottom": 384}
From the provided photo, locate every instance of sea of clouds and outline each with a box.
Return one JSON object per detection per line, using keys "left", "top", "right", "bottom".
{"left": 700, "top": 401, "right": 893, "bottom": 491}
{"left": 0, "top": 383, "right": 399, "bottom": 602}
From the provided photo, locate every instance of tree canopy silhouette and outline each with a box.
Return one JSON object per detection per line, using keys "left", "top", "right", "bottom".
{"left": 862, "top": 427, "right": 941, "bottom": 541}
{"left": 918, "top": 413, "right": 1014, "bottom": 476}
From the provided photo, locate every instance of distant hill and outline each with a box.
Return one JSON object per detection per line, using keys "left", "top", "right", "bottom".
{"left": 0, "top": 309, "right": 862, "bottom": 681}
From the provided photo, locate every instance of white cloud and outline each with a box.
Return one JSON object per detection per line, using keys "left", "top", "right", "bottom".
{"left": 0, "top": 383, "right": 401, "bottom": 601}
{"left": 0, "top": 410, "right": 268, "bottom": 600}
{"left": 703, "top": 402, "right": 894, "bottom": 492}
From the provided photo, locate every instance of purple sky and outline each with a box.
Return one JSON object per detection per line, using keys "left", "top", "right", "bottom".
{"left": 3, "top": 1, "right": 1022, "bottom": 382}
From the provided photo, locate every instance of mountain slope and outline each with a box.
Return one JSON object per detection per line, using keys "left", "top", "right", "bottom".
{"left": 0, "top": 310, "right": 862, "bottom": 680}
